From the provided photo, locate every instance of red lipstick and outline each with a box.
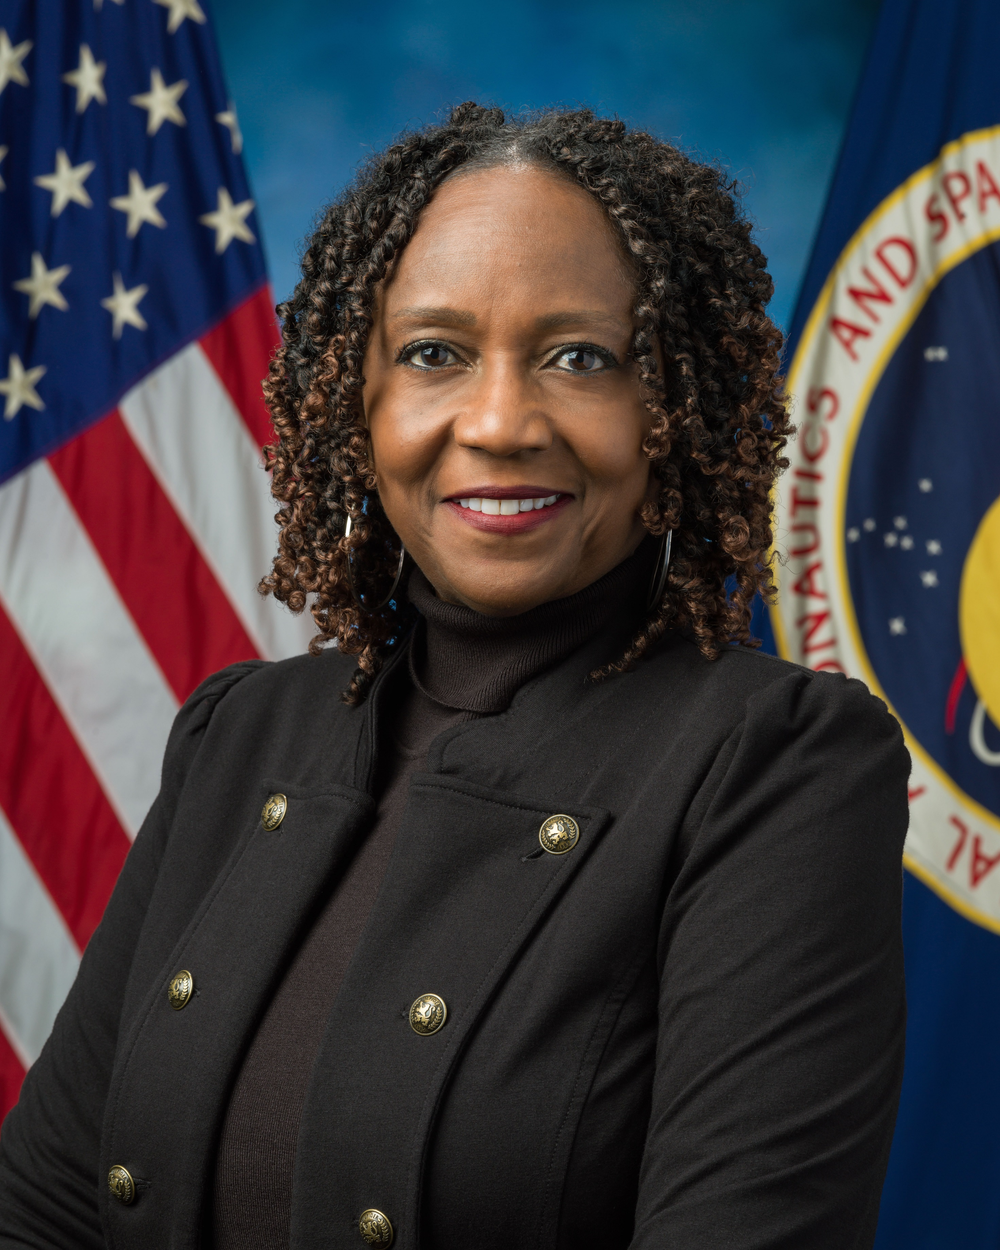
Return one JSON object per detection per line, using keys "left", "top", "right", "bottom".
{"left": 443, "top": 487, "right": 573, "bottom": 535}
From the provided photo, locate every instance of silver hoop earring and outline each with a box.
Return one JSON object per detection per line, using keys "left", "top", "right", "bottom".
{"left": 343, "top": 513, "right": 406, "bottom": 612}
{"left": 646, "top": 530, "right": 673, "bottom": 611}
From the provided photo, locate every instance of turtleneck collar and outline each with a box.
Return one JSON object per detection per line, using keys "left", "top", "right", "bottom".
{"left": 406, "top": 537, "right": 659, "bottom": 715}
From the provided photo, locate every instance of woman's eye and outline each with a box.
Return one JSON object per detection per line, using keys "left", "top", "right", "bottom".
{"left": 403, "top": 343, "right": 457, "bottom": 369}
{"left": 554, "top": 347, "right": 608, "bottom": 374}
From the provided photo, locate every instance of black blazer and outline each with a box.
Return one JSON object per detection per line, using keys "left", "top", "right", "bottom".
{"left": 0, "top": 626, "right": 909, "bottom": 1250}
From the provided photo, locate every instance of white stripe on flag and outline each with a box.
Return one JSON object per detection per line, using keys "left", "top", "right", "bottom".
{"left": 120, "top": 344, "right": 312, "bottom": 661}
{"left": 0, "top": 804, "right": 80, "bottom": 1067}
{"left": 0, "top": 461, "right": 177, "bottom": 836}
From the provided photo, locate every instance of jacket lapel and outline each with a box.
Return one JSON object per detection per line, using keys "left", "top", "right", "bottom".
{"left": 291, "top": 770, "right": 612, "bottom": 1250}
{"left": 100, "top": 778, "right": 374, "bottom": 1249}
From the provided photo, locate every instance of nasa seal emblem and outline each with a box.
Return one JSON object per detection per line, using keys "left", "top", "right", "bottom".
{"left": 775, "top": 124, "right": 1000, "bottom": 931}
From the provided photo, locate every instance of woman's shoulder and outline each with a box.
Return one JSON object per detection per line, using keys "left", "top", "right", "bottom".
{"left": 161, "top": 649, "right": 363, "bottom": 779}
{"left": 635, "top": 633, "right": 905, "bottom": 758}
{"left": 177, "top": 647, "right": 357, "bottom": 718}
{"left": 637, "top": 639, "right": 911, "bottom": 859}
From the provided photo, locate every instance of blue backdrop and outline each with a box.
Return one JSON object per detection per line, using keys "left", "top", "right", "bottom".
{"left": 206, "top": 4, "right": 1000, "bottom": 1244}
{"left": 210, "top": 0, "right": 879, "bottom": 330}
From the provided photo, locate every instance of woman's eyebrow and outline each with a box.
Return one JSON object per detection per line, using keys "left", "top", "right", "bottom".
{"left": 391, "top": 306, "right": 477, "bottom": 327}
{"left": 533, "top": 310, "right": 627, "bottom": 331}
{"left": 389, "top": 308, "right": 627, "bottom": 331}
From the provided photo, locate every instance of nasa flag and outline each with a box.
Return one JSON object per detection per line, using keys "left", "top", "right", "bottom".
{"left": 773, "top": 0, "right": 1000, "bottom": 1243}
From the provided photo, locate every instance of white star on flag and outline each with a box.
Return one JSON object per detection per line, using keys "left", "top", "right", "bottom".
{"left": 154, "top": 0, "right": 207, "bottom": 33}
{"left": 93, "top": 0, "right": 125, "bottom": 8}
{"left": 926, "top": 539, "right": 942, "bottom": 555}
{"left": 101, "top": 273, "right": 149, "bottom": 338}
{"left": 62, "top": 44, "right": 107, "bottom": 112}
{"left": 130, "top": 69, "right": 187, "bottom": 136}
{"left": 0, "top": 145, "right": 7, "bottom": 192}
{"left": 215, "top": 102, "right": 243, "bottom": 154}
{"left": 0, "top": 29, "right": 32, "bottom": 95}
{"left": 889, "top": 617, "right": 907, "bottom": 636}
{"left": 919, "top": 570, "right": 939, "bottom": 587}
{"left": 918, "top": 478, "right": 933, "bottom": 492}
{"left": 199, "top": 187, "right": 255, "bottom": 253}
{"left": 110, "top": 171, "right": 168, "bottom": 237}
{"left": 0, "top": 354, "right": 46, "bottom": 419}
{"left": 34, "top": 148, "right": 95, "bottom": 216}
{"left": 884, "top": 532, "right": 898, "bottom": 547}
{"left": 13, "top": 252, "right": 71, "bottom": 318}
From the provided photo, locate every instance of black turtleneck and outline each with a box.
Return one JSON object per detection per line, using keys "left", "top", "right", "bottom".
{"left": 408, "top": 539, "right": 654, "bottom": 713}
{"left": 211, "top": 541, "right": 655, "bottom": 1250}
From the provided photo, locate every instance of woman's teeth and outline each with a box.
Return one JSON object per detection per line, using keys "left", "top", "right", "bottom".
{"left": 458, "top": 495, "right": 560, "bottom": 515}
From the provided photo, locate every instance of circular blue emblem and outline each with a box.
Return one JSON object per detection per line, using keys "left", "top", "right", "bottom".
{"left": 846, "top": 241, "right": 1000, "bottom": 822}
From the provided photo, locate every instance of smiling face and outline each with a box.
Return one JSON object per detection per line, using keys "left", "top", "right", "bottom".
{"left": 362, "top": 163, "right": 653, "bottom": 616}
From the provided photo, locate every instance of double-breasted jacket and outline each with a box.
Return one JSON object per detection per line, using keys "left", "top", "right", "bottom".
{"left": 0, "top": 625, "right": 910, "bottom": 1250}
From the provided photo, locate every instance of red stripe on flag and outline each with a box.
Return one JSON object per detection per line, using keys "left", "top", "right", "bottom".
{"left": 200, "top": 284, "right": 279, "bottom": 451}
{"left": 0, "top": 604, "right": 130, "bottom": 949}
{"left": 49, "top": 411, "right": 261, "bottom": 703}
{"left": 0, "top": 1020, "right": 26, "bottom": 1125}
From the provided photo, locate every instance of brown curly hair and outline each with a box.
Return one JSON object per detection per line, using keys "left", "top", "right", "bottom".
{"left": 260, "top": 102, "right": 791, "bottom": 703}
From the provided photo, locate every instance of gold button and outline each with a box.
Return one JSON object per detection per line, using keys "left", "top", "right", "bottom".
{"left": 261, "top": 793, "right": 287, "bottom": 830}
{"left": 539, "top": 813, "right": 580, "bottom": 854}
{"left": 408, "top": 993, "right": 447, "bottom": 1036}
{"left": 108, "top": 1164, "right": 135, "bottom": 1205}
{"left": 359, "top": 1208, "right": 394, "bottom": 1246}
{"left": 167, "top": 969, "right": 193, "bottom": 1010}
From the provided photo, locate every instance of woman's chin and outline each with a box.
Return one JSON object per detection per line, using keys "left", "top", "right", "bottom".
{"left": 429, "top": 565, "right": 574, "bottom": 616}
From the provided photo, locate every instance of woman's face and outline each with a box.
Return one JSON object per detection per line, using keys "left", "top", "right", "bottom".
{"left": 362, "top": 164, "right": 653, "bottom": 615}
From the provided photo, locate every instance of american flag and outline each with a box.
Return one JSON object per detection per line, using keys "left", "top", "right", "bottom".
{"left": 0, "top": 0, "right": 308, "bottom": 1118}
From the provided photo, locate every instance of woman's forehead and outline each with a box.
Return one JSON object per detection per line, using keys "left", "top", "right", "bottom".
{"left": 380, "top": 165, "right": 636, "bottom": 319}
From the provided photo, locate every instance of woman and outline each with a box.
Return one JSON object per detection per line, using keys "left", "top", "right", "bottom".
{"left": 0, "top": 104, "right": 909, "bottom": 1250}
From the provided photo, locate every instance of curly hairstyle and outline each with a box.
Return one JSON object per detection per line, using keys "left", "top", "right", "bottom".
{"left": 260, "top": 102, "right": 791, "bottom": 703}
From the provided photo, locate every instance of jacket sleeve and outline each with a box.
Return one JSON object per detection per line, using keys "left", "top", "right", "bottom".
{"left": 630, "top": 667, "right": 910, "bottom": 1250}
{"left": 0, "top": 661, "right": 266, "bottom": 1249}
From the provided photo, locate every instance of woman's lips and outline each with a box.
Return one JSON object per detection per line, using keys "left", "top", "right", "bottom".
{"left": 444, "top": 491, "right": 572, "bottom": 534}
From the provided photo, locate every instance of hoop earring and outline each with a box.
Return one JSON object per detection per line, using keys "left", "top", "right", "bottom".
{"left": 343, "top": 513, "right": 406, "bottom": 612}
{"left": 646, "top": 530, "right": 673, "bottom": 611}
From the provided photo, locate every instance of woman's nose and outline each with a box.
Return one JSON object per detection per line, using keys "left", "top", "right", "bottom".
{"left": 451, "top": 358, "right": 553, "bottom": 457}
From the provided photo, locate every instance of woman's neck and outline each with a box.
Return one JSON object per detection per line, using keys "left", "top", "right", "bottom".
{"left": 406, "top": 537, "right": 658, "bottom": 714}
